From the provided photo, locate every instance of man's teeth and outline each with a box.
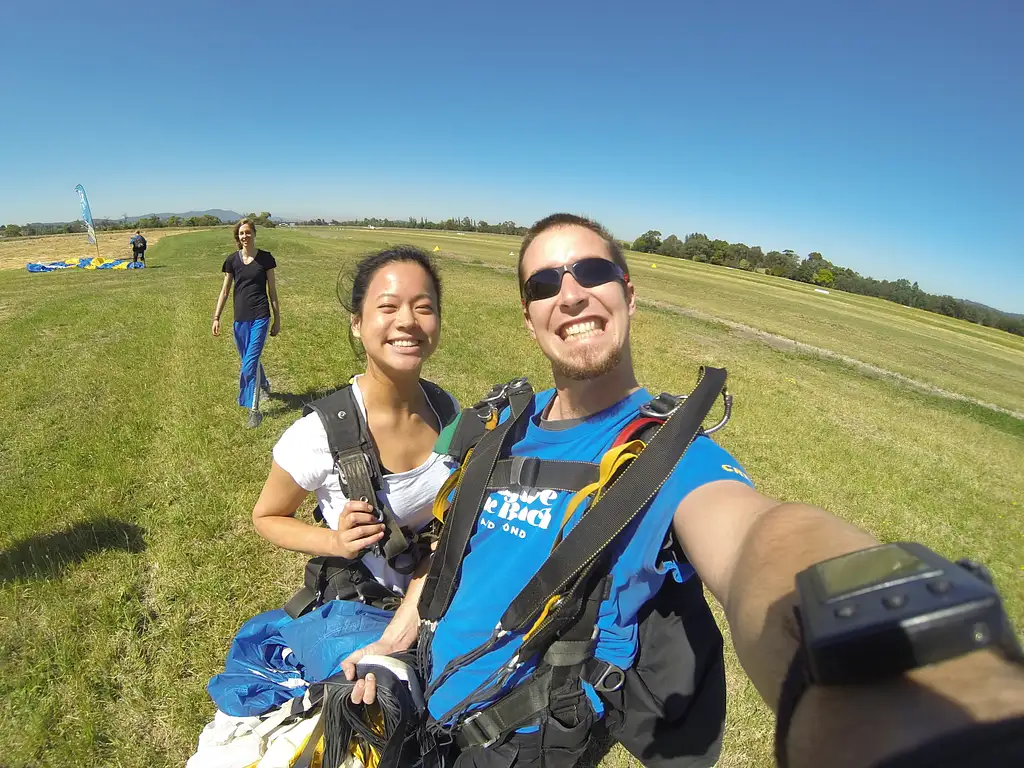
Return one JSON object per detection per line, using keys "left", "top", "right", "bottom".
{"left": 563, "top": 321, "right": 601, "bottom": 339}
{"left": 390, "top": 339, "right": 419, "bottom": 347}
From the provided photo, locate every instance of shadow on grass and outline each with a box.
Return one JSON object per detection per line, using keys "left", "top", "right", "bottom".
{"left": 0, "top": 517, "right": 146, "bottom": 583}
{"left": 266, "top": 388, "right": 332, "bottom": 414}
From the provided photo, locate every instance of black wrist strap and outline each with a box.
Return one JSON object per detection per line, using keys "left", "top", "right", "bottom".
{"left": 775, "top": 610, "right": 813, "bottom": 768}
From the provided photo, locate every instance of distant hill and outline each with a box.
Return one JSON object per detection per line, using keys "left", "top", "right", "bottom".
{"left": 124, "top": 209, "right": 242, "bottom": 223}
{"left": 963, "top": 299, "right": 1023, "bottom": 320}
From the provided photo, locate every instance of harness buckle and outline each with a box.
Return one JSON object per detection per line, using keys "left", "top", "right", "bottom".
{"left": 459, "top": 711, "right": 499, "bottom": 749}
{"left": 506, "top": 377, "right": 531, "bottom": 395}
{"left": 591, "top": 661, "right": 626, "bottom": 693}
{"left": 639, "top": 392, "right": 684, "bottom": 419}
{"left": 508, "top": 456, "right": 540, "bottom": 491}
{"left": 474, "top": 378, "right": 531, "bottom": 423}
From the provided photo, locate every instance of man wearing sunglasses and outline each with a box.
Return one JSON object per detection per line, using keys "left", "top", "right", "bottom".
{"left": 353, "top": 214, "right": 1024, "bottom": 768}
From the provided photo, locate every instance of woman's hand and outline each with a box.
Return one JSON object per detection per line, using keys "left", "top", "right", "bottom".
{"left": 331, "top": 499, "right": 385, "bottom": 559}
{"left": 212, "top": 318, "right": 221, "bottom": 336}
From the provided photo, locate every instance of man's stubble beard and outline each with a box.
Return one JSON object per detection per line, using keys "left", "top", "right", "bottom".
{"left": 551, "top": 344, "right": 622, "bottom": 382}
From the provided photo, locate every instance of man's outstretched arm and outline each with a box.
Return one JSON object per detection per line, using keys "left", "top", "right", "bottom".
{"left": 673, "top": 480, "right": 1024, "bottom": 768}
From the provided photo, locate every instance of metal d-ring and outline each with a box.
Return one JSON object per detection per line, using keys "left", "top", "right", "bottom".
{"left": 702, "top": 392, "right": 733, "bottom": 436}
{"left": 593, "top": 662, "right": 626, "bottom": 693}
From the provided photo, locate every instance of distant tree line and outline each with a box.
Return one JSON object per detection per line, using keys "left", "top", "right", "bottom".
{"left": 305, "top": 215, "right": 528, "bottom": 236}
{"left": 4, "top": 211, "right": 1017, "bottom": 335}
{"left": 0, "top": 211, "right": 276, "bottom": 238}
{"left": 629, "top": 230, "right": 1023, "bottom": 337}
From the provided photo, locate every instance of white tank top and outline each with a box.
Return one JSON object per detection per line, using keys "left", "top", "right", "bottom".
{"left": 272, "top": 379, "right": 458, "bottom": 594}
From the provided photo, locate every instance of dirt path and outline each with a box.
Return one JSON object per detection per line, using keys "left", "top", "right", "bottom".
{"left": 643, "top": 299, "right": 1024, "bottom": 421}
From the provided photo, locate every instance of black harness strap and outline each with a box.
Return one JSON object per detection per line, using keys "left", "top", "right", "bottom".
{"left": 455, "top": 666, "right": 556, "bottom": 749}
{"left": 420, "top": 379, "right": 535, "bottom": 621}
{"left": 285, "top": 380, "right": 458, "bottom": 618}
{"left": 291, "top": 714, "right": 325, "bottom": 768}
{"left": 486, "top": 458, "right": 599, "bottom": 493}
{"left": 501, "top": 367, "right": 728, "bottom": 634}
{"left": 284, "top": 555, "right": 404, "bottom": 619}
{"left": 304, "top": 387, "right": 411, "bottom": 561}
{"left": 428, "top": 369, "right": 729, "bottom": 752}
{"left": 305, "top": 380, "right": 458, "bottom": 566}
{"left": 420, "top": 378, "right": 459, "bottom": 429}
{"left": 452, "top": 573, "right": 615, "bottom": 750}
{"left": 283, "top": 585, "right": 320, "bottom": 619}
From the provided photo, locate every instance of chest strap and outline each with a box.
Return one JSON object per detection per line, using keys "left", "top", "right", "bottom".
{"left": 486, "top": 457, "right": 599, "bottom": 493}
{"left": 304, "top": 387, "right": 411, "bottom": 562}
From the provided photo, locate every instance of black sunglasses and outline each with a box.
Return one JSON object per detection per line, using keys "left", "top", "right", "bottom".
{"left": 522, "top": 257, "right": 628, "bottom": 304}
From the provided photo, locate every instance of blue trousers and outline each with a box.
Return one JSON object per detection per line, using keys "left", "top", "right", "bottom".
{"left": 232, "top": 318, "right": 270, "bottom": 410}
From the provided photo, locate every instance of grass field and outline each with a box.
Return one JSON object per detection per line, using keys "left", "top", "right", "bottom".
{"left": 0, "top": 228, "right": 213, "bottom": 271}
{"left": 0, "top": 227, "right": 1021, "bottom": 768}
{"left": 328, "top": 228, "right": 1024, "bottom": 416}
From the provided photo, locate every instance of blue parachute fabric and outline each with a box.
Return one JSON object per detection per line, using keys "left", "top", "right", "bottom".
{"left": 26, "top": 261, "right": 74, "bottom": 272}
{"left": 25, "top": 258, "right": 144, "bottom": 272}
{"left": 207, "top": 600, "right": 393, "bottom": 717}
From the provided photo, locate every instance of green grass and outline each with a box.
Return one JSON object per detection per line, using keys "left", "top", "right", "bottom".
{"left": 317, "top": 227, "right": 1024, "bottom": 415}
{"left": 1, "top": 228, "right": 1021, "bottom": 768}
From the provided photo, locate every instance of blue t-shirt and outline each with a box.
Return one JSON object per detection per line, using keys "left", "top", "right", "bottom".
{"left": 425, "top": 387, "right": 753, "bottom": 724}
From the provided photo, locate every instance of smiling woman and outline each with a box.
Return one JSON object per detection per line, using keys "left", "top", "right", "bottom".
{"left": 252, "top": 244, "right": 458, "bottom": 626}
{"left": 250, "top": 244, "right": 458, "bottom": 588}
{"left": 190, "top": 245, "right": 463, "bottom": 762}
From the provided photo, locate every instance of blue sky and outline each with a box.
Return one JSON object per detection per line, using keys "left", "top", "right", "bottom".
{"left": 2, "top": 1, "right": 1021, "bottom": 311}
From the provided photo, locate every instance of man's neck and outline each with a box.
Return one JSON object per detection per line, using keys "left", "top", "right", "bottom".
{"left": 358, "top": 366, "right": 423, "bottom": 415}
{"left": 547, "top": 364, "right": 640, "bottom": 421}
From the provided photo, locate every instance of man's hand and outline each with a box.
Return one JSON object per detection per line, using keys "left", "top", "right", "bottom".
{"left": 212, "top": 318, "right": 221, "bottom": 337}
{"left": 341, "top": 641, "right": 400, "bottom": 706}
{"left": 340, "top": 564, "right": 428, "bottom": 707}
{"left": 270, "top": 317, "right": 280, "bottom": 337}
{"left": 332, "top": 500, "right": 385, "bottom": 559}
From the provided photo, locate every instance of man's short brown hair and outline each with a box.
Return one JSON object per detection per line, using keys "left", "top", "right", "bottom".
{"left": 518, "top": 213, "right": 629, "bottom": 295}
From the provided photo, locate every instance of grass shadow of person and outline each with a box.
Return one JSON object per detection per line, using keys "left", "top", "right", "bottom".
{"left": 0, "top": 517, "right": 146, "bottom": 584}
{"left": 265, "top": 388, "right": 334, "bottom": 415}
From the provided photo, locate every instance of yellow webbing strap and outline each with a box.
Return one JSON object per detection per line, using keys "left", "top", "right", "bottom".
{"left": 432, "top": 461, "right": 464, "bottom": 523}
{"left": 431, "top": 409, "right": 499, "bottom": 523}
{"left": 523, "top": 593, "right": 562, "bottom": 645}
{"left": 554, "top": 439, "right": 645, "bottom": 550}
{"left": 521, "top": 439, "right": 646, "bottom": 643}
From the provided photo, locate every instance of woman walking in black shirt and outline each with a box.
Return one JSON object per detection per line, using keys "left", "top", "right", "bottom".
{"left": 211, "top": 219, "right": 281, "bottom": 428}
